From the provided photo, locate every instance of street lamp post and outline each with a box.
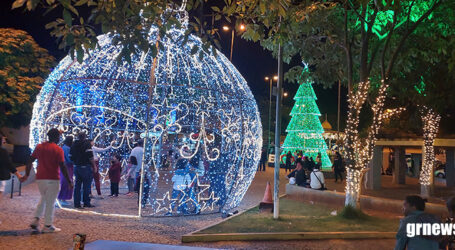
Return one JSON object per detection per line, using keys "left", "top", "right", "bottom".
{"left": 273, "top": 41, "right": 284, "bottom": 220}
{"left": 223, "top": 24, "right": 245, "bottom": 62}
{"left": 265, "top": 75, "right": 278, "bottom": 161}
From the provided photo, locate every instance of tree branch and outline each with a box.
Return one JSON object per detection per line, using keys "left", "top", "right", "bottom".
{"left": 344, "top": 0, "right": 353, "bottom": 90}
{"left": 385, "top": 0, "right": 443, "bottom": 79}
{"left": 380, "top": 13, "right": 397, "bottom": 79}
{"left": 348, "top": 0, "right": 370, "bottom": 24}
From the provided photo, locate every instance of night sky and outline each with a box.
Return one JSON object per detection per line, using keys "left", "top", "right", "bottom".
{"left": 0, "top": 0, "right": 347, "bottom": 130}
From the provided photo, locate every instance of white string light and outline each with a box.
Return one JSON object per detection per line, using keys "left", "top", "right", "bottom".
{"left": 29, "top": 14, "right": 262, "bottom": 217}
{"left": 419, "top": 106, "right": 440, "bottom": 186}
{"left": 343, "top": 80, "right": 405, "bottom": 206}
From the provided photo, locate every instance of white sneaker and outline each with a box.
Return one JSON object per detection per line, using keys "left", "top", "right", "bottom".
{"left": 42, "top": 225, "right": 61, "bottom": 233}
{"left": 30, "top": 217, "right": 39, "bottom": 230}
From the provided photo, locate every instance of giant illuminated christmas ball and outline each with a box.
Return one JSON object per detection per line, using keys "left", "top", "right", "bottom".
{"left": 29, "top": 15, "right": 262, "bottom": 216}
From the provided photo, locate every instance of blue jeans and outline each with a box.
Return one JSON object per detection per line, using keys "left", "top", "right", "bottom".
{"left": 74, "top": 166, "right": 93, "bottom": 207}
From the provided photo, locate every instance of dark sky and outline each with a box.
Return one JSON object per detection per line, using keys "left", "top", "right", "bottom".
{"left": 0, "top": 0, "right": 346, "bottom": 129}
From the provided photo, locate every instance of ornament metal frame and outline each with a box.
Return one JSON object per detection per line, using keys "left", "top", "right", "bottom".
{"left": 29, "top": 10, "right": 262, "bottom": 217}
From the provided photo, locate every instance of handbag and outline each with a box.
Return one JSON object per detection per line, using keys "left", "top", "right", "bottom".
{"left": 312, "top": 171, "right": 327, "bottom": 190}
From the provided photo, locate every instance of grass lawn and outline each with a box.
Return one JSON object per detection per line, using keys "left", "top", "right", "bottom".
{"left": 197, "top": 198, "right": 399, "bottom": 234}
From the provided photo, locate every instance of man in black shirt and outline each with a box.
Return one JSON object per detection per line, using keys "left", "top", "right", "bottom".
{"left": 0, "top": 137, "right": 23, "bottom": 204}
{"left": 287, "top": 160, "right": 308, "bottom": 187}
{"left": 70, "top": 132, "right": 95, "bottom": 208}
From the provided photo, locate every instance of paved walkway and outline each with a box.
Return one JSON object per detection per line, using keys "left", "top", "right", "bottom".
{"left": 0, "top": 167, "right": 398, "bottom": 249}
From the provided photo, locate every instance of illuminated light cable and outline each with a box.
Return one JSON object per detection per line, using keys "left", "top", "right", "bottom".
{"left": 281, "top": 64, "right": 331, "bottom": 168}
{"left": 30, "top": 10, "right": 262, "bottom": 217}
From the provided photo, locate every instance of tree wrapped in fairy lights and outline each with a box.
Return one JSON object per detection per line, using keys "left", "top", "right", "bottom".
{"left": 281, "top": 65, "right": 331, "bottom": 169}
{"left": 29, "top": 8, "right": 262, "bottom": 217}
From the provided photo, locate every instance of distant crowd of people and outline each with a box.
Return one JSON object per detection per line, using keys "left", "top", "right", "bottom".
{"left": 258, "top": 148, "right": 345, "bottom": 191}
{"left": 0, "top": 127, "right": 230, "bottom": 231}
{"left": 0, "top": 128, "right": 144, "bottom": 232}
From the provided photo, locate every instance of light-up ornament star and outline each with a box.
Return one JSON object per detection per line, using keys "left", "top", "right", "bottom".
{"left": 154, "top": 191, "right": 179, "bottom": 214}
{"left": 193, "top": 96, "right": 214, "bottom": 118}
{"left": 200, "top": 192, "right": 221, "bottom": 212}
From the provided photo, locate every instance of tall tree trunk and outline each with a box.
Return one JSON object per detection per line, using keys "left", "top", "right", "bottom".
{"left": 420, "top": 107, "right": 441, "bottom": 197}
{"left": 345, "top": 168, "right": 361, "bottom": 207}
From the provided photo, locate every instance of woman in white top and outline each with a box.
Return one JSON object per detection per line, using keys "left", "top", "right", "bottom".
{"left": 310, "top": 164, "right": 325, "bottom": 190}
{"left": 89, "top": 140, "right": 113, "bottom": 198}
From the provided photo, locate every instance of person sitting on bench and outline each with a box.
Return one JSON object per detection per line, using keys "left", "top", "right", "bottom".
{"left": 287, "top": 160, "right": 309, "bottom": 187}
{"left": 310, "top": 164, "right": 326, "bottom": 190}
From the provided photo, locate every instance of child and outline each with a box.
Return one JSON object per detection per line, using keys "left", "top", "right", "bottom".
{"left": 108, "top": 154, "right": 122, "bottom": 197}
{"left": 125, "top": 157, "right": 137, "bottom": 195}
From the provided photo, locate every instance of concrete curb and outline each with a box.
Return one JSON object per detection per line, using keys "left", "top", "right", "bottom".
{"left": 183, "top": 194, "right": 288, "bottom": 238}
{"left": 182, "top": 231, "right": 396, "bottom": 243}
{"left": 285, "top": 184, "right": 448, "bottom": 216}
{"left": 182, "top": 194, "right": 396, "bottom": 243}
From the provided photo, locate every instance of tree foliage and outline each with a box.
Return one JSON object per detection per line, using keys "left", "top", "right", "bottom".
{"left": 11, "top": 0, "right": 223, "bottom": 63}
{"left": 0, "top": 28, "right": 55, "bottom": 128}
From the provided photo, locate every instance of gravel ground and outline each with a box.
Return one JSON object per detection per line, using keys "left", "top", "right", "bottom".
{"left": 0, "top": 168, "right": 396, "bottom": 250}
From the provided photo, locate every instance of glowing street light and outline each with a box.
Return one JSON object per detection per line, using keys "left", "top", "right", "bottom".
{"left": 222, "top": 24, "right": 246, "bottom": 61}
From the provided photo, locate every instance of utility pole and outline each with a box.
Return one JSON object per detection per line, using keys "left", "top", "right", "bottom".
{"left": 273, "top": 38, "right": 283, "bottom": 220}
{"left": 337, "top": 79, "right": 341, "bottom": 139}
{"left": 268, "top": 78, "right": 273, "bottom": 154}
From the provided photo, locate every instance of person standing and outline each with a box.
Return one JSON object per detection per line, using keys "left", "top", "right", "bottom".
{"left": 285, "top": 151, "right": 293, "bottom": 173}
{"left": 332, "top": 151, "right": 344, "bottom": 183}
{"left": 308, "top": 157, "right": 316, "bottom": 171}
{"left": 125, "top": 156, "right": 137, "bottom": 195}
{"left": 394, "top": 195, "right": 440, "bottom": 250}
{"left": 90, "top": 140, "right": 112, "bottom": 199}
{"left": 58, "top": 136, "right": 73, "bottom": 205}
{"left": 71, "top": 132, "right": 96, "bottom": 208}
{"left": 0, "top": 138, "right": 23, "bottom": 210}
{"left": 108, "top": 154, "right": 122, "bottom": 197}
{"left": 259, "top": 148, "right": 267, "bottom": 172}
{"left": 22, "top": 128, "right": 72, "bottom": 232}
{"left": 315, "top": 153, "right": 322, "bottom": 169}
{"left": 130, "top": 140, "right": 144, "bottom": 193}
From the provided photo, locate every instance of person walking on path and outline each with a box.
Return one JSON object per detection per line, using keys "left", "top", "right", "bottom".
{"left": 332, "top": 151, "right": 344, "bottom": 183}
{"left": 108, "top": 154, "right": 122, "bottom": 197}
{"left": 58, "top": 136, "right": 74, "bottom": 205}
{"left": 394, "top": 195, "right": 440, "bottom": 250}
{"left": 71, "top": 132, "right": 96, "bottom": 208}
{"left": 0, "top": 138, "right": 23, "bottom": 212}
{"left": 89, "top": 140, "right": 113, "bottom": 199}
{"left": 22, "top": 128, "right": 73, "bottom": 233}
{"left": 285, "top": 151, "right": 293, "bottom": 173}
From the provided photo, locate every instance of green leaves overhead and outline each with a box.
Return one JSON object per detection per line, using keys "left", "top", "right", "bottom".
{"left": 11, "top": 0, "right": 222, "bottom": 63}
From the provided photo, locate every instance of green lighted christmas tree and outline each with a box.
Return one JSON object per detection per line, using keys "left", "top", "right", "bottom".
{"left": 281, "top": 65, "right": 332, "bottom": 169}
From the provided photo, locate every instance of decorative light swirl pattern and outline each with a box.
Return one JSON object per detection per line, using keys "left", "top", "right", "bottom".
{"left": 30, "top": 19, "right": 262, "bottom": 217}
